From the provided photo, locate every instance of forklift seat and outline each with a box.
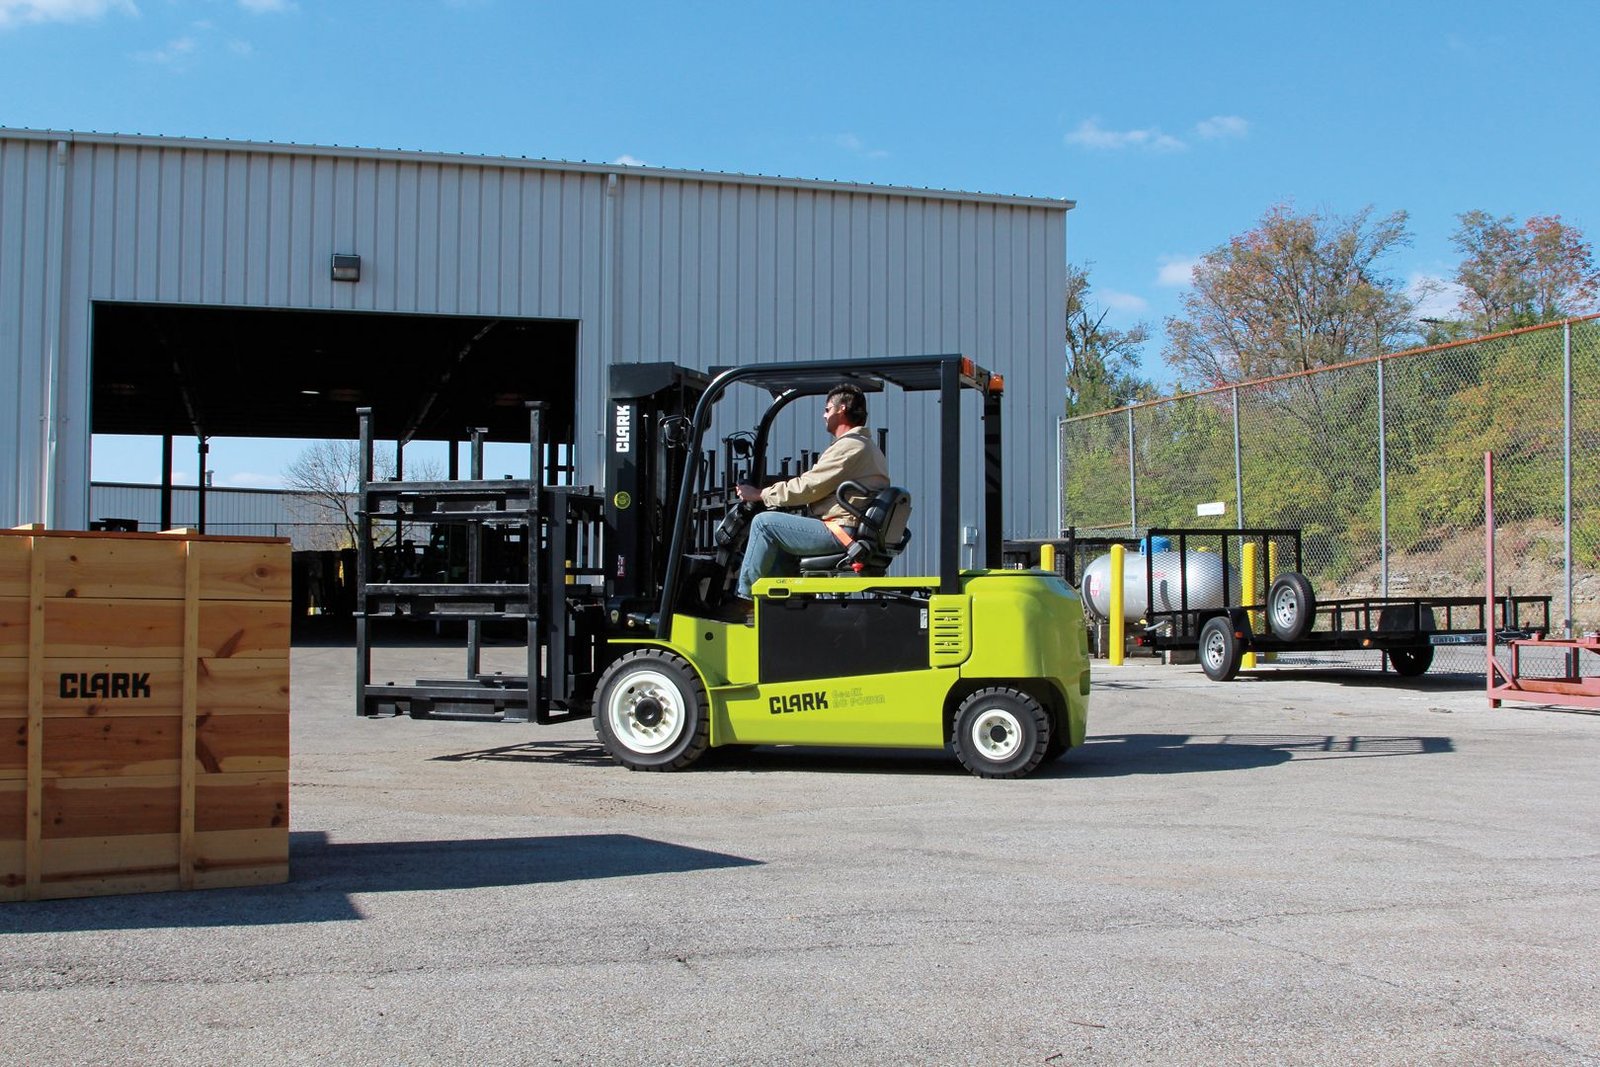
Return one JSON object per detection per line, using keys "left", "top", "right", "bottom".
{"left": 798, "top": 482, "right": 913, "bottom": 577}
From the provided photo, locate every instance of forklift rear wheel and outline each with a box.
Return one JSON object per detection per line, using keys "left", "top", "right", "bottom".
{"left": 1388, "top": 646, "right": 1434, "bottom": 677}
{"left": 1267, "top": 572, "right": 1316, "bottom": 641}
{"left": 1199, "top": 616, "right": 1243, "bottom": 682}
{"left": 594, "top": 649, "right": 710, "bottom": 771}
{"left": 952, "top": 688, "right": 1050, "bottom": 779}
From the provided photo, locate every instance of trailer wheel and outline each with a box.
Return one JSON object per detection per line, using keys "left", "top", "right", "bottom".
{"left": 1199, "top": 616, "right": 1244, "bottom": 681}
{"left": 952, "top": 688, "right": 1050, "bottom": 779}
{"left": 1267, "top": 572, "right": 1316, "bottom": 641}
{"left": 1388, "top": 646, "right": 1434, "bottom": 677}
{"left": 593, "top": 649, "right": 710, "bottom": 771}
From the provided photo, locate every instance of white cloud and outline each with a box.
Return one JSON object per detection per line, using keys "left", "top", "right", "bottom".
{"left": 1100, "top": 289, "right": 1149, "bottom": 314}
{"left": 835, "top": 132, "right": 889, "bottom": 160}
{"left": 0, "top": 0, "right": 135, "bottom": 29}
{"left": 1065, "top": 118, "right": 1185, "bottom": 152}
{"left": 1157, "top": 256, "right": 1200, "bottom": 287}
{"left": 1408, "top": 271, "right": 1467, "bottom": 320}
{"left": 612, "top": 154, "right": 650, "bottom": 167}
{"left": 238, "top": 0, "right": 292, "bottom": 12}
{"left": 1195, "top": 115, "right": 1249, "bottom": 140}
{"left": 134, "top": 33, "right": 195, "bottom": 63}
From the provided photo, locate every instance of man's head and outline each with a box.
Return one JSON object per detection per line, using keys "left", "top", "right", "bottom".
{"left": 824, "top": 383, "right": 867, "bottom": 434}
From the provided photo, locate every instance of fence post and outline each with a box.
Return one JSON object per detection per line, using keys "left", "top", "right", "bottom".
{"left": 1564, "top": 321, "right": 1574, "bottom": 637}
{"left": 1232, "top": 387, "right": 1244, "bottom": 528}
{"left": 1126, "top": 407, "right": 1138, "bottom": 533}
{"left": 1377, "top": 358, "right": 1388, "bottom": 598}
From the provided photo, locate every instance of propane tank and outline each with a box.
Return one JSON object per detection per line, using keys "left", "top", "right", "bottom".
{"left": 1082, "top": 550, "right": 1241, "bottom": 622}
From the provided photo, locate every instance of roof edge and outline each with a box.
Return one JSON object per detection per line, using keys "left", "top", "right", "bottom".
{"left": 0, "top": 127, "right": 1075, "bottom": 211}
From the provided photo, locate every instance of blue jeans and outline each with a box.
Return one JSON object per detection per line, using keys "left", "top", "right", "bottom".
{"left": 737, "top": 511, "right": 842, "bottom": 598}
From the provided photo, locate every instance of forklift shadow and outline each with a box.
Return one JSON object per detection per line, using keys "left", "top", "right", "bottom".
{"left": 1070, "top": 732, "right": 1455, "bottom": 777}
{"left": 431, "top": 739, "right": 616, "bottom": 766}
{"left": 4, "top": 832, "right": 760, "bottom": 932}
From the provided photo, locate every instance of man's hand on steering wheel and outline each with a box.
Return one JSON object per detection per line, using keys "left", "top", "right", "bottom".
{"left": 734, "top": 482, "right": 763, "bottom": 505}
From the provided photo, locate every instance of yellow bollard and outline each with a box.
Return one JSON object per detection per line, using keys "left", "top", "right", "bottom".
{"left": 1240, "top": 541, "right": 1258, "bottom": 670}
{"left": 1039, "top": 543, "right": 1056, "bottom": 574}
{"left": 1109, "top": 544, "right": 1126, "bottom": 666}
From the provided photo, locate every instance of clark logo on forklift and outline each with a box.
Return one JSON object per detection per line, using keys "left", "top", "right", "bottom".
{"left": 769, "top": 690, "right": 829, "bottom": 715}
{"left": 614, "top": 404, "right": 632, "bottom": 453}
{"left": 60, "top": 672, "right": 151, "bottom": 699}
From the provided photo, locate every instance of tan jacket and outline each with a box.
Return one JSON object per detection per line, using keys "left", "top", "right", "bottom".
{"left": 759, "top": 428, "right": 890, "bottom": 522}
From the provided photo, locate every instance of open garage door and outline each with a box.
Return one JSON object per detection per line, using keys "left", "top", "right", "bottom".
{"left": 91, "top": 303, "right": 578, "bottom": 451}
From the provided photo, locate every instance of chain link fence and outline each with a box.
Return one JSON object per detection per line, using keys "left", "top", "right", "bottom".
{"left": 1060, "top": 316, "right": 1600, "bottom": 672}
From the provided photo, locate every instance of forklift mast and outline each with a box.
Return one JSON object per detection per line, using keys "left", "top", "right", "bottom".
{"left": 603, "top": 364, "right": 711, "bottom": 606}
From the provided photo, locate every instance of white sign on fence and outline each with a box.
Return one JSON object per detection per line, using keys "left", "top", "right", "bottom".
{"left": 1196, "top": 501, "right": 1227, "bottom": 517}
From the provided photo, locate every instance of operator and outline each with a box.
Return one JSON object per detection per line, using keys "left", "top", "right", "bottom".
{"left": 732, "top": 383, "right": 890, "bottom": 601}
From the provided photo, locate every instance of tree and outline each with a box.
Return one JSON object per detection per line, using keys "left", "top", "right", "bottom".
{"left": 1064, "top": 263, "right": 1155, "bottom": 415}
{"left": 1163, "top": 202, "right": 1417, "bottom": 386}
{"left": 286, "top": 439, "right": 441, "bottom": 548}
{"left": 1451, "top": 211, "right": 1600, "bottom": 331}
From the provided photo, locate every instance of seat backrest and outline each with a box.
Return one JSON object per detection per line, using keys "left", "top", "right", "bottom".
{"left": 849, "top": 485, "right": 912, "bottom": 572}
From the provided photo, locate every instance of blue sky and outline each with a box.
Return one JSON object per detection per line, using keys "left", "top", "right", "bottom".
{"left": 4, "top": 0, "right": 1598, "bottom": 486}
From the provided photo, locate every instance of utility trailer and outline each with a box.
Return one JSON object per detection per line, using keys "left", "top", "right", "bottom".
{"left": 1126, "top": 527, "right": 1551, "bottom": 682}
{"left": 354, "top": 355, "right": 1091, "bottom": 778}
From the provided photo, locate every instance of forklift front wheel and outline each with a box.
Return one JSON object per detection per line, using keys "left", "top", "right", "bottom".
{"left": 952, "top": 688, "right": 1050, "bottom": 779}
{"left": 594, "top": 649, "right": 710, "bottom": 771}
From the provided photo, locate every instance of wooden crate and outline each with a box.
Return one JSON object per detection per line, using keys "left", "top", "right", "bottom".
{"left": 0, "top": 527, "right": 290, "bottom": 901}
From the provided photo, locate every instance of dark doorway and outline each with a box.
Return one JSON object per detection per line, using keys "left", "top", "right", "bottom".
{"left": 91, "top": 303, "right": 579, "bottom": 447}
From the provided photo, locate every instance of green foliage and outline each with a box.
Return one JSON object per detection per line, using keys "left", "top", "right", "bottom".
{"left": 1064, "top": 263, "right": 1157, "bottom": 416}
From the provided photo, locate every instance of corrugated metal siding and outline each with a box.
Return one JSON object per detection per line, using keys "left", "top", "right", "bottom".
{"left": 2, "top": 129, "right": 1067, "bottom": 566}
{"left": 89, "top": 483, "right": 325, "bottom": 540}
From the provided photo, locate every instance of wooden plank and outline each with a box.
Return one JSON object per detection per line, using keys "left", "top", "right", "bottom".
{"left": 42, "top": 659, "right": 185, "bottom": 716}
{"left": 43, "top": 599, "right": 184, "bottom": 657}
{"left": 37, "top": 599, "right": 287, "bottom": 658}
{"left": 0, "top": 598, "right": 24, "bottom": 658}
{"left": 196, "top": 712, "right": 288, "bottom": 773}
{"left": 41, "top": 774, "right": 181, "bottom": 839}
{"left": 42, "top": 715, "right": 184, "bottom": 777}
{"left": 0, "top": 780, "right": 23, "bottom": 895}
{"left": 41, "top": 832, "right": 179, "bottom": 880}
{"left": 194, "top": 772, "right": 288, "bottom": 833}
{"left": 25, "top": 537, "right": 43, "bottom": 897}
{"left": 191, "top": 541, "right": 292, "bottom": 602}
{"left": 37, "top": 536, "right": 185, "bottom": 600}
{"left": 194, "top": 826, "right": 289, "bottom": 886}
{"left": 0, "top": 715, "right": 21, "bottom": 779}
{"left": 196, "top": 601, "right": 291, "bottom": 659}
{"left": 38, "top": 832, "right": 183, "bottom": 898}
{"left": 180, "top": 541, "right": 199, "bottom": 889}
{"left": 0, "top": 537, "right": 26, "bottom": 598}
{"left": 198, "top": 658, "right": 290, "bottom": 714}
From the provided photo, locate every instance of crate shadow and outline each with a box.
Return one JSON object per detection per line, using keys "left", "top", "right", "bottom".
{"left": 4, "top": 832, "right": 761, "bottom": 932}
{"left": 1072, "top": 732, "right": 1455, "bottom": 776}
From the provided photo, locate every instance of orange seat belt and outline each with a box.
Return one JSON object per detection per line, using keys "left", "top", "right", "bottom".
{"left": 822, "top": 516, "right": 855, "bottom": 547}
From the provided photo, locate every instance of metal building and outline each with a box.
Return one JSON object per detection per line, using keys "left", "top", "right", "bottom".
{"left": 0, "top": 128, "right": 1069, "bottom": 566}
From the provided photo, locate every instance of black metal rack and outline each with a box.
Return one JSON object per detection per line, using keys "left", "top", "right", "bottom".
{"left": 354, "top": 404, "right": 605, "bottom": 723}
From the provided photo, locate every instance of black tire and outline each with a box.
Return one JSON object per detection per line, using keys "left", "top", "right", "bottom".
{"left": 1198, "top": 616, "right": 1243, "bottom": 682}
{"left": 1388, "top": 646, "right": 1434, "bottom": 677}
{"left": 1267, "top": 572, "right": 1316, "bottom": 641}
{"left": 1044, "top": 714, "right": 1071, "bottom": 761}
{"left": 593, "top": 649, "right": 710, "bottom": 771}
{"left": 952, "top": 687, "right": 1051, "bottom": 779}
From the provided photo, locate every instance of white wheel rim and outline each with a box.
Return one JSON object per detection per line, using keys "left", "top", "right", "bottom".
{"left": 606, "top": 668, "right": 685, "bottom": 755}
{"left": 970, "top": 706, "right": 1023, "bottom": 762}
{"left": 1272, "top": 592, "right": 1296, "bottom": 629}
{"left": 1203, "top": 630, "right": 1227, "bottom": 670}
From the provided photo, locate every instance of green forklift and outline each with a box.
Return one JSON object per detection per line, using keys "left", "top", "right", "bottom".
{"left": 356, "top": 354, "right": 1090, "bottom": 779}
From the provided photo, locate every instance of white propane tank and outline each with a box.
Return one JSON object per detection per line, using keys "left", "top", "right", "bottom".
{"left": 1082, "top": 550, "right": 1241, "bottom": 622}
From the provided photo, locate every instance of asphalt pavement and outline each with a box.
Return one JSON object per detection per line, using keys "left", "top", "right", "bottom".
{"left": 4, "top": 641, "right": 1598, "bottom": 1065}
